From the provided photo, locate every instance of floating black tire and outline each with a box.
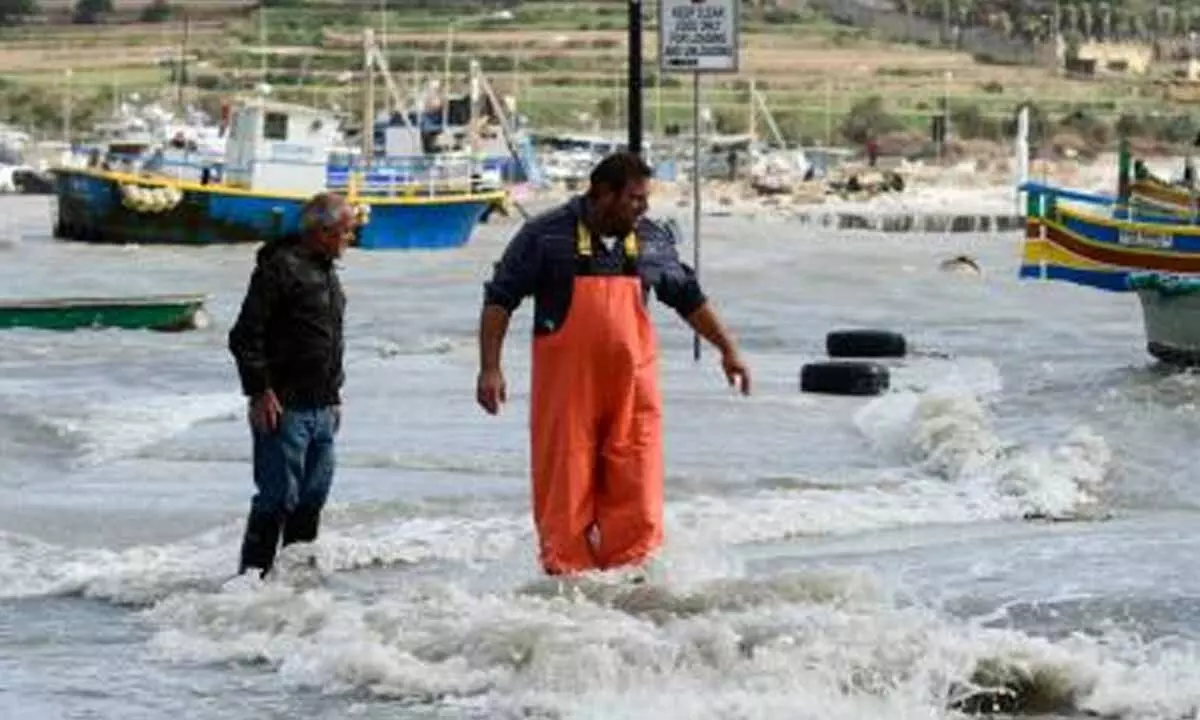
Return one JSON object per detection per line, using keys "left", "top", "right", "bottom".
{"left": 800, "top": 361, "right": 890, "bottom": 396}
{"left": 826, "top": 329, "right": 907, "bottom": 359}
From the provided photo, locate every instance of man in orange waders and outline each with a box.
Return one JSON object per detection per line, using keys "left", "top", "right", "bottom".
{"left": 476, "top": 151, "right": 751, "bottom": 577}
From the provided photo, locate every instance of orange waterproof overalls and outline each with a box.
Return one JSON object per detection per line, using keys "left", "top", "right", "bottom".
{"left": 528, "top": 221, "right": 665, "bottom": 575}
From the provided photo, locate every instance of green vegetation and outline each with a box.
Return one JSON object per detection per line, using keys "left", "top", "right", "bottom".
{"left": 73, "top": 0, "right": 114, "bottom": 24}
{"left": 140, "top": 0, "right": 172, "bottom": 23}
{"left": 0, "top": 76, "right": 112, "bottom": 133}
{"left": 0, "top": 0, "right": 38, "bottom": 27}
{"left": 890, "top": 0, "right": 1200, "bottom": 40}
{"left": 0, "top": 0, "right": 1197, "bottom": 157}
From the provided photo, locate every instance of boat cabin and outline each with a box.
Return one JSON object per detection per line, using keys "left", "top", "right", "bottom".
{"left": 222, "top": 99, "right": 339, "bottom": 194}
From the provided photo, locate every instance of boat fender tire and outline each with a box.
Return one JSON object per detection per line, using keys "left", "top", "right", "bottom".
{"left": 800, "top": 361, "right": 890, "bottom": 396}
{"left": 826, "top": 329, "right": 907, "bottom": 358}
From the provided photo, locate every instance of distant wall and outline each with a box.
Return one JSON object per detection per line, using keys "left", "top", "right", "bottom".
{"left": 1073, "top": 41, "right": 1155, "bottom": 75}
{"left": 31, "top": 0, "right": 257, "bottom": 24}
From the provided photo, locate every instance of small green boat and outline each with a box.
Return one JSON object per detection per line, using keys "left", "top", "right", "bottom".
{"left": 0, "top": 293, "right": 210, "bottom": 332}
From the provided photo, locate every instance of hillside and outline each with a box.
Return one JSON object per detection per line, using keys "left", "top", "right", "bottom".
{"left": 0, "top": 0, "right": 1196, "bottom": 156}
{"left": 866, "top": 0, "right": 1198, "bottom": 37}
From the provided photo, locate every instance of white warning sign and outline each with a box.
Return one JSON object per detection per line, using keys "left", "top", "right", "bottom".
{"left": 658, "top": 0, "right": 740, "bottom": 74}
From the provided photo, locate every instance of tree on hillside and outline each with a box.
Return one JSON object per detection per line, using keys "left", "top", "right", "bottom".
{"left": 72, "top": 0, "right": 111, "bottom": 24}
{"left": 140, "top": 0, "right": 170, "bottom": 22}
{"left": 840, "top": 96, "right": 903, "bottom": 145}
{"left": 0, "top": 0, "right": 39, "bottom": 27}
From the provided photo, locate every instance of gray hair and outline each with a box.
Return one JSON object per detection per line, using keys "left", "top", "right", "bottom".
{"left": 299, "top": 192, "right": 353, "bottom": 236}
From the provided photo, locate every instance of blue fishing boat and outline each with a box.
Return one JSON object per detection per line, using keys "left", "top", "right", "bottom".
{"left": 52, "top": 99, "right": 505, "bottom": 250}
{"left": 1019, "top": 142, "right": 1200, "bottom": 365}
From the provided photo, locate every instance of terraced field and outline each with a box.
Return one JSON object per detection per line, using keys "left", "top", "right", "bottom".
{"left": 0, "top": 0, "right": 1182, "bottom": 142}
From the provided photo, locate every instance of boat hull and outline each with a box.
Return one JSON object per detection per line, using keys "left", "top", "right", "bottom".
{"left": 355, "top": 196, "right": 497, "bottom": 250}
{"left": 52, "top": 168, "right": 502, "bottom": 250}
{"left": 1136, "top": 288, "right": 1200, "bottom": 366}
{"left": 0, "top": 295, "right": 208, "bottom": 332}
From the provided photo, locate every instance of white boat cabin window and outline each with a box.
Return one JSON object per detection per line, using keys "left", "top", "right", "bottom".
{"left": 263, "top": 111, "right": 289, "bottom": 141}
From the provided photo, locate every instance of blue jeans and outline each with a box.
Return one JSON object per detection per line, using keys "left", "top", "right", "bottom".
{"left": 239, "top": 406, "right": 337, "bottom": 575}
{"left": 251, "top": 406, "right": 338, "bottom": 517}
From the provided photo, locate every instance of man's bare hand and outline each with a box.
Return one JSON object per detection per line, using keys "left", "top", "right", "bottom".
{"left": 721, "top": 350, "right": 751, "bottom": 396}
{"left": 476, "top": 368, "right": 507, "bottom": 415}
{"left": 249, "top": 389, "right": 283, "bottom": 432}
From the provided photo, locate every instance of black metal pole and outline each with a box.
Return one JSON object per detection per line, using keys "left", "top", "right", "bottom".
{"left": 628, "top": 0, "right": 643, "bottom": 155}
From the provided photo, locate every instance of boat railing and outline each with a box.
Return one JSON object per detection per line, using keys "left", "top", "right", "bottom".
{"left": 1020, "top": 181, "right": 1115, "bottom": 208}
{"left": 329, "top": 154, "right": 501, "bottom": 198}
{"left": 79, "top": 151, "right": 504, "bottom": 199}
{"left": 1021, "top": 180, "right": 1200, "bottom": 227}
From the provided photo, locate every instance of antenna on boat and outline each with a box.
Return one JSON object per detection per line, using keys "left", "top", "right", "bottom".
{"left": 1014, "top": 103, "right": 1029, "bottom": 211}
{"left": 749, "top": 81, "right": 787, "bottom": 149}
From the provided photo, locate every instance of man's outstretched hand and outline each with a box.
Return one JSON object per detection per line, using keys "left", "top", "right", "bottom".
{"left": 721, "top": 350, "right": 751, "bottom": 396}
{"left": 685, "top": 303, "right": 750, "bottom": 396}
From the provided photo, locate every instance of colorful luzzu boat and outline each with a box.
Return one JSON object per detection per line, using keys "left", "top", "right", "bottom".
{"left": 1019, "top": 141, "right": 1200, "bottom": 365}
{"left": 1126, "top": 158, "right": 1200, "bottom": 221}
{"left": 51, "top": 99, "right": 505, "bottom": 250}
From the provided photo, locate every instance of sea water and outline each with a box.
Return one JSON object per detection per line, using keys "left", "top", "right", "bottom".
{"left": 1, "top": 195, "right": 1199, "bottom": 719}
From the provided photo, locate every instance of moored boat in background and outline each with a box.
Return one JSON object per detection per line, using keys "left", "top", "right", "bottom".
{"left": 1018, "top": 140, "right": 1200, "bottom": 366}
{"left": 51, "top": 99, "right": 504, "bottom": 250}
{"left": 0, "top": 293, "right": 209, "bottom": 332}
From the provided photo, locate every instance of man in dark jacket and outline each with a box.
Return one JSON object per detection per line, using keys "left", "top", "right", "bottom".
{"left": 227, "top": 192, "right": 354, "bottom": 581}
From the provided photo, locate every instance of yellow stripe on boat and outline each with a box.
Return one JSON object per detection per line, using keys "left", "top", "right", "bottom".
{"left": 51, "top": 167, "right": 507, "bottom": 207}
{"left": 1058, "top": 204, "right": 1200, "bottom": 242}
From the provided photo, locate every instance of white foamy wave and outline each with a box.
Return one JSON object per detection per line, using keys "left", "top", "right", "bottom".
{"left": 0, "top": 457, "right": 1110, "bottom": 607}
{"left": 0, "top": 512, "right": 529, "bottom": 604}
{"left": 665, "top": 473, "right": 991, "bottom": 553}
{"left": 854, "top": 386, "right": 1110, "bottom": 521}
{"left": 0, "top": 368, "right": 1110, "bottom": 606}
{"left": 659, "top": 368, "right": 1103, "bottom": 553}
{"left": 893, "top": 355, "right": 1005, "bottom": 398}
{"left": 138, "top": 569, "right": 1200, "bottom": 720}
{"left": 817, "top": 182, "right": 1019, "bottom": 217}
{"left": 40, "top": 392, "right": 244, "bottom": 467}
{"left": 365, "top": 334, "right": 460, "bottom": 359}
{"left": 128, "top": 446, "right": 528, "bottom": 478}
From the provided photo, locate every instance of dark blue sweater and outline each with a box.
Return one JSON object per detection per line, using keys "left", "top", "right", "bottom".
{"left": 482, "top": 195, "right": 707, "bottom": 336}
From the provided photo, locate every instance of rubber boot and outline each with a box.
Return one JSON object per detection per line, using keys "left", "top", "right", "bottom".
{"left": 238, "top": 509, "right": 283, "bottom": 578}
{"left": 282, "top": 505, "right": 321, "bottom": 546}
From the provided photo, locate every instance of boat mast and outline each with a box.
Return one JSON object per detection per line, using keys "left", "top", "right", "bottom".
{"left": 363, "top": 28, "right": 375, "bottom": 163}
{"left": 176, "top": 11, "right": 189, "bottom": 113}
{"left": 362, "top": 32, "right": 419, "bottom": 146}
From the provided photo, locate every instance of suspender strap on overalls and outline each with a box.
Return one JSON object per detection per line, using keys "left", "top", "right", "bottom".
{"left": 575, "top": 222, "right": 639, "bottom": 276}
